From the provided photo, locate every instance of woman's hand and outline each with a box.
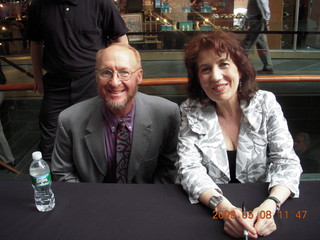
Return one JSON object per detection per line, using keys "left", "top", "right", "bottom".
{"left": 249, "top": 186, "right": 291, "bottom": 237}
{"left": 249, "top": 200, "right": 277, "bottom": 237}
{"left": 216, "top": 204, "right": 258, "bottom": 239}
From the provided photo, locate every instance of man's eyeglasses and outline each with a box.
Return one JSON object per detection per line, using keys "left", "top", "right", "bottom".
{"left": 96, "top": 68, "right": 140, "bottom": 81}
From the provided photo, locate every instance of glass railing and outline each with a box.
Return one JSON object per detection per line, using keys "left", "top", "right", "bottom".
{"left": 1, "top": 77, "right": 320, "bottom": 180}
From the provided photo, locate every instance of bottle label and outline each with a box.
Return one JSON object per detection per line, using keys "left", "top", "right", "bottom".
{"left": 31, "top": 173, "right": 52, "bottom": 186}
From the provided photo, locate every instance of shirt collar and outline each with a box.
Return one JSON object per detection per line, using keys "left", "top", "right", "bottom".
{"left": 102, "top": 103, "right": 135, "bottom": 133}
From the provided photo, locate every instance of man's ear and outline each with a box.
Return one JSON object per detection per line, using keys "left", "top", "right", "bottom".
{"left": 136, "top": 69, "right": 143, "bottom": 84}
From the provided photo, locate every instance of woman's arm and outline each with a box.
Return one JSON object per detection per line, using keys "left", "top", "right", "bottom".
{"left": 264, "top": 91, "right": 302, "bottom": 197}
{"left": 249, "top": 91, "right": 302, "bottom": 236}
{"left": 177, "top": 101, "right": 222, "bottom": 203}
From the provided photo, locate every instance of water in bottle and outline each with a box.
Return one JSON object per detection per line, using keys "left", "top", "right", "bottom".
{"left": 29, "top": 151, "right": 55, "bottom": 212}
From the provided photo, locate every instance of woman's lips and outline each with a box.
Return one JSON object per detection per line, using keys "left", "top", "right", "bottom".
{"left": 212, "top": 84, "right": 227, "bottom": 92}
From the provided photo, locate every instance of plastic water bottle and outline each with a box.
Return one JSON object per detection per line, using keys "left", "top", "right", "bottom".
{"left": 29, "top": 151, "right": 55, "bottom": 212}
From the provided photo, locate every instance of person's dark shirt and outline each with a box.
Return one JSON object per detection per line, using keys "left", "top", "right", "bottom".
{"left": 227, "top": 150, "right": 240, "bottom": 183}
{"left": 298, "top": 149, "right": 320, "bottom": 173}
{"left": 26, "top": 0, "right": 128, "bottom": 77}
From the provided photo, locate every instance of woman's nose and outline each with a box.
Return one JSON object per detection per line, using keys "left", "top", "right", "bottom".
{"left": 211, "top": 67, "right": 223, "bottom": 82}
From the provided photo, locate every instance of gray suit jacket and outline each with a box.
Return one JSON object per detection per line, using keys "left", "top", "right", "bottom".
{"left": 51, "top": 93, "right": 180, "bottom": 183}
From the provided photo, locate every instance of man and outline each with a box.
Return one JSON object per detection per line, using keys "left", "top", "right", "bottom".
{"left": 0, "top": 63, "right": 15, "bottom": 168}
{"left": 51, "top": 43, "right": 180, "bottom": 183}
{"left": 0, "top": 121, "right": 16, "bottom": 168}
{"left": 294, "top": 132, "right": 320, "bottom": 173}
{"left": 294, "top": 132, "right": 310, "bottom": 155}
{"left": 26, "top": 0, "right": 128, "bottom": 162}
{"left": 242, "top": 0, "right": 274, "bottom": 74}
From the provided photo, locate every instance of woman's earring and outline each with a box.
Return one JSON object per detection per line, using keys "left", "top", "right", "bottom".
{"left": 238, "top": 81, "right": 242, "bottom": 93}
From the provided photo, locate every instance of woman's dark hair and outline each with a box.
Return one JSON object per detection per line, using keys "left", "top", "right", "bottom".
{"left": 184, "top": 30, "right": 258, "bottom": 103}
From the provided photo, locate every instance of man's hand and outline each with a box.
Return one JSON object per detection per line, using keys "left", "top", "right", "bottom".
{"left": 34, "top": 77, "right": 44, "bottom": 95}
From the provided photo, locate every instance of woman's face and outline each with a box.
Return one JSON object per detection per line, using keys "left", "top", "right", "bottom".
{"left": 197, "top": 49, "right": 242, "bottom": 105}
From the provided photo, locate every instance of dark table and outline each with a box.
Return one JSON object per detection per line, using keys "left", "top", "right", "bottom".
{"left": 0, "top": 180, "right": 319, "bottom": 240}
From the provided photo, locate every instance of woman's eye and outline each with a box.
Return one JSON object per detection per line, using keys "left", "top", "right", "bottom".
{"left": 200, "top": 67, "right": 211, "bottom": 73}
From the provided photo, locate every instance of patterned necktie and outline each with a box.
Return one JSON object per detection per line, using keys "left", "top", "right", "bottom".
{"left": 115, "top": 120, "right": 130, "bottom": 183}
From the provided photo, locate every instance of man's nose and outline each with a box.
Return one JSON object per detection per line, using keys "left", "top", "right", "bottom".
{"left": 109, "top": 72, "right": 121, "bottom": 86}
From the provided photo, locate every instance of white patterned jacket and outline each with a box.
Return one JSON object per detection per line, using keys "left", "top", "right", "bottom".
{"left": 176, "top": 90, "right": 302, "bottom": 203}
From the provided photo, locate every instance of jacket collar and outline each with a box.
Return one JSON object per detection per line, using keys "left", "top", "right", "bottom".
{"left": 240, "top": 94, "right": 263, "bottom": 132}
{"left": 182, "top": 100, "right": 215, "bottom": 135}
{"left": 183, "top": 93, "right": 265, "bottom": 183}
{"left": 127, "top": 93, "right": 153, "bottom": 182}
{"left": 85, "top": 97, "right": 107, "bottom": 176}
{"left": 184, "top": 95, "right": 263, "bottom": 135}
{"left": 84, "top": 94, "right": 153, "bottom": 182}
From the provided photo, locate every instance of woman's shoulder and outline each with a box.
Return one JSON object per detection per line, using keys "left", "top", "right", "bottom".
{"left": 255, "top": 90, "right": 276, "bottom": 99}
{"left": 180, "top": 98, "right": 217, "bottom": 134}
{"left": 241, "top": 90, "right": 278, "bottom": 116}
{"left": 180, "top": 98, "right": 208, "bottom": 110}
{"left": 251, "top": 90, "right": 277, "bottom": 105}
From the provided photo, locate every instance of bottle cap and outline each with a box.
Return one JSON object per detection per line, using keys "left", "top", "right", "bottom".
{"left": 32, "top": 151, "right": 42, "bottom": 161}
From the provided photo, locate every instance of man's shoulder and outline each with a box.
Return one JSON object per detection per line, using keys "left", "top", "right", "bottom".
{"left": 60, "top": 96, "right": 101, "bottom": 118}
{"left": 136, "top": 92, "right": 179, "bottom": 110}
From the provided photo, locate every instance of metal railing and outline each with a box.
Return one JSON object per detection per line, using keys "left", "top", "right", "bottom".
{"left": 1, "top": 75, "right": 320, "bottom": 91}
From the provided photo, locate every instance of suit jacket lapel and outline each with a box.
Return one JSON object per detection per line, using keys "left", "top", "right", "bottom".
{"left": 187, "top": 103, "right": 230, "bottom": 179}
{"left": 84, "top": 98, "right": 108, "bottom": 176}
{"left": 237, "top": 99, "right": 266, "bottom": 182}
{"left": 127, "top": 93, "right": 152, "bottom": 182}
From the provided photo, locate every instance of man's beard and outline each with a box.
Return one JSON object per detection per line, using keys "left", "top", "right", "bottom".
{"left": 104, "top": 86, "right": 138, "bottom": 111}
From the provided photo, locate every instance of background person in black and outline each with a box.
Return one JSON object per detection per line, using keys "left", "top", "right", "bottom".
{"left": 294, "top": 132, "right": 320, "bottom": 173}
{"left": 26, "top": 0, "right": 128, "bottom": 162}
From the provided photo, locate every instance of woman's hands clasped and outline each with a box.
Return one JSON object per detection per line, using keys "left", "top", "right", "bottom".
{"left": 216, "top": 202, "right": 277, "bottom": 238}
{"left": 250, "top": 200, "right": 278, "bottom": 237}
{"left": 219, "top": 206, "right": 258, "bottom": 239}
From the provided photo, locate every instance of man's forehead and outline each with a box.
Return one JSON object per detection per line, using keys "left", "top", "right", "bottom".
{"left": 98, "top": 48, "right": 137, "bottom": 68}
{"left": 102, "top": 47, "right": 135, "bottom": 61}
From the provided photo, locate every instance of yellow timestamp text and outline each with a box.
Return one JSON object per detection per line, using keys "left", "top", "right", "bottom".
{"left": 278, "top": 210, "right": 307, "bottom": 219}
{"left": 212, "top": 210, "right": 308, "bottom": 220}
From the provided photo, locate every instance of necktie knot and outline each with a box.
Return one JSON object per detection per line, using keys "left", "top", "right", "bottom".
{"left": 117, "top": 120, "right": 126, "bottom": 131}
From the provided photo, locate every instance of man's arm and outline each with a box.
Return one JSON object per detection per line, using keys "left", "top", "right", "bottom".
{"left": 51, "top": 115, "right": 80, "bottom": 183}
{"left": 30, "top": 41, "right": 44, "bottom": 94}
{"left": 112, "top": 35, "right": 129, "bottom": 44}
{"left": 154, "top": 104, "right": 180, "bottom": 183}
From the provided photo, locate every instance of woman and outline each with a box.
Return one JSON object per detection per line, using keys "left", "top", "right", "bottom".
{"left": 176, "top": 31, "right": 302, "bottom": 238}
